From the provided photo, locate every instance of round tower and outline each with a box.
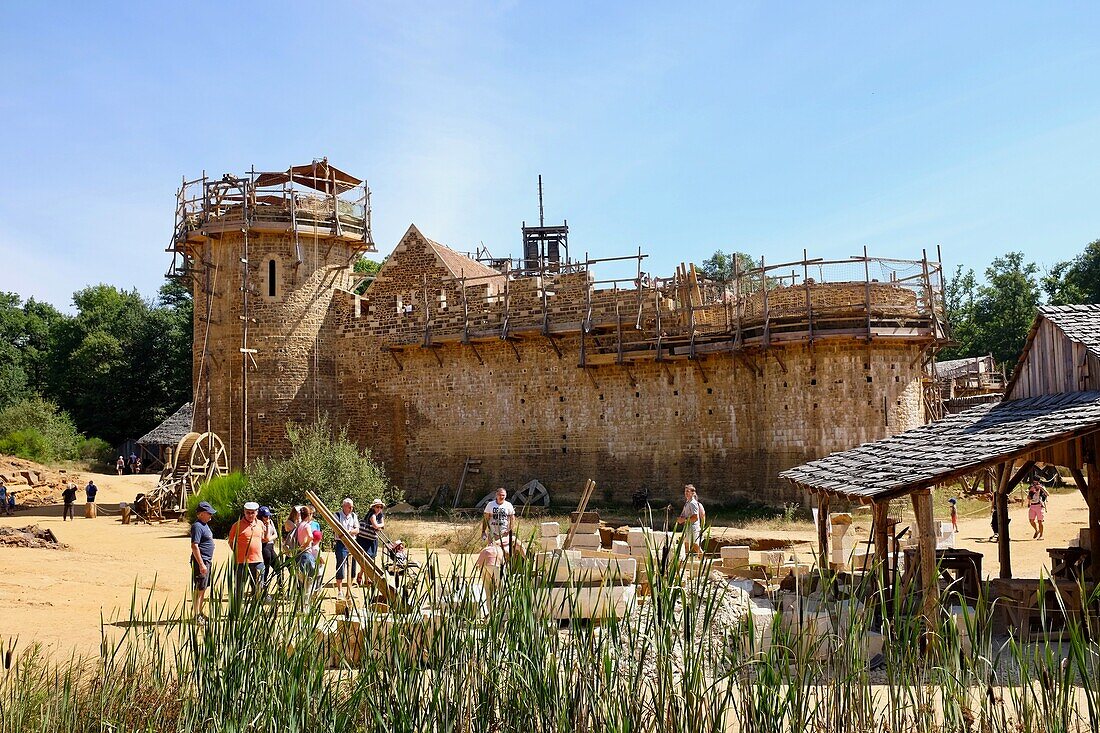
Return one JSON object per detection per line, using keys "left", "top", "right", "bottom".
{"left": 168, "top": 160, "right": 374, "bottom": 469}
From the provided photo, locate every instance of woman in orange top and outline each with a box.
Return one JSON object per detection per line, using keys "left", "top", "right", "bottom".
{"left": 227, "top": 501, "right": 266, "bottom": 602}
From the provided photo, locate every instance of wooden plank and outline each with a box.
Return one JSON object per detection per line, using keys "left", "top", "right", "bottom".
{"left": 873, "top": 500, "right": 890, "bottom": 593}
{"left": 306, "top": 490, "right": 402, "bottom": 609}
{"left": 563, "top": 479, "right": 596, "bottom": 550}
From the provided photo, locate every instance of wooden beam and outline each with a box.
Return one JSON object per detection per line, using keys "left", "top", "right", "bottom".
{"left": 306, "top": 490, "right": 402, "bottom": 609}
{"left": 817, "top": 494, "right": 830, "bottom": 571}
{"left": 873, "top": 500, "right": 891, "bottom": 596}
{"left": 911, "top": 489, "right": 939, "bottom": 630}
{"left": 1073, "top": 463, "right": 1100, "bottom": 583}
{"left": 563, "top": 479, "right": 597, "bottom": 550}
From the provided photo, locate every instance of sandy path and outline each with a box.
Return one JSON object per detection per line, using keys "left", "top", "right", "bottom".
{"left": 953, "top": 487, "right": 1087, "bottom": 578}
{"left": 0, "top": 471, "right": 223, "bottom": 657}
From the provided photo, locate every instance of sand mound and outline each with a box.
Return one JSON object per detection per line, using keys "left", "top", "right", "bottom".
{"left": 0, "top": 524, "right": 69, "bottom": 549}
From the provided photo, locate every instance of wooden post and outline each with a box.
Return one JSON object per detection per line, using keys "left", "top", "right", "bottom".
{"left": 761, "top": 256, "right": 771, "bottom": 349}
{"left": 996, "top": 463, "right": 1012, "bottom": 579}
{"left": 873, "top": 500, "right": 891, "bottom": 593}
{"left": 817, "top": 494, "right": 830, "bottom": 571}
{"left": 1075, "top": 458, "right": 1100, "bottom": 583}
{"left": 803, "top": 248, "right": 814, "bottom": 347}
{"left": 911, "top": 489, "right": 939, "bottom": 628}
{"left": 863, "top": 246, "right": 872, "bottom": 342}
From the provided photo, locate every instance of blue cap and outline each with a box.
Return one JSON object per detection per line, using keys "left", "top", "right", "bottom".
{"left": 197, "top": 501, "right": 217, "bottom": 515}
{"left": 257, "top": 506, "right": 271, "bottom": 519}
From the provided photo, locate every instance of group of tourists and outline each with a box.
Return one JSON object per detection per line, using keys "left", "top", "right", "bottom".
{"left": 188, "top": 496, "right": 388, "bottom": 621}
{"left": 115, "top": 454, "right": 141, "bottom": 475}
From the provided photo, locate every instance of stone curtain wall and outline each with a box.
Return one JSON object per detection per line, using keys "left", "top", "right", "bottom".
{"left": 333, "top": 229, "right": 927, "bottom": 505}
{"left": 191, "top": 231, "right": 358, "bottom": 468}
{"left": 333, "top": 323, "right": 923, "bottom": 506}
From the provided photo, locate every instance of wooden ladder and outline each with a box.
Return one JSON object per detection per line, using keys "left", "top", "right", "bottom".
{"left": 453, "top": 457, "right": 482, "bottom": 508}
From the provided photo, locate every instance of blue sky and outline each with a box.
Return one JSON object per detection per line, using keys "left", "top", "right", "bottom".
{"left": 2, "top": 2, "right": 1098, "bottom": 310}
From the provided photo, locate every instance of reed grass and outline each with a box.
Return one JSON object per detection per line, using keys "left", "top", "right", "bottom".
{"left": 3, "top": 543, "right": 1100, "bottom": 732}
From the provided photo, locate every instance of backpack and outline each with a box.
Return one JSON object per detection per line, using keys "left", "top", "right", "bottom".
{"left": 283, "top": 522, "right": 302, "bottom": 553}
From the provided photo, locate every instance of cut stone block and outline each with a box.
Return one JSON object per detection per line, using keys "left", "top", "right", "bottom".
{"left": 611, "top": 540, "right": 630, "bottom": 555}
{"left": 540, "top": 556, "right": 637, "bottom": 584}
{"left": 626, "top": 528, "right": 650, "bottom": 546}
{"left": 540, "top": 536, "right": 561, "bottom": 551}
{"left": 721, "top": 545, "right": 751, "bottom": 561}
{"left": 570, "top": 522, "right": 601, "bottom": 535}
{"left": 567, "top": 533, "right": 601, "bottom": 550}
{"left": 539, "top": 521, "right": 561, "bottom": 538}
{"left": 760, "top": 550, "right": 786, "bottom": 566}
{"left": 535, "top": 585, "right": 637, "bottom": 620}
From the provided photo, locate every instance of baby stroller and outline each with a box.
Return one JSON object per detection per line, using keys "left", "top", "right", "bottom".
{"left": 376, "top": 528, "right": 421, "bottom": 584}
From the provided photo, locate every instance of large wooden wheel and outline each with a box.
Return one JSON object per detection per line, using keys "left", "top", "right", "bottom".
{"left": 177, "top": 431, "right": 229, "bottom": 484}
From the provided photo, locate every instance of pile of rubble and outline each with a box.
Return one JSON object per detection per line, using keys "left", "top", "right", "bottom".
{"left": 0, "top": 524, "right": 68, "bottom": 549}
{"left": 0, "top": 456, "right": 77, "bottom": 507}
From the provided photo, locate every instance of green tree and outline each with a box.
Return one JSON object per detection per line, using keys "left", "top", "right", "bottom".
{"left": 699, "top": 250, "right": 759, "bottom": 285}
{"left": 0, "top": 293, "right": 64, "bottom": 409}
{"left": 971, "top": 252, "right": 1041, "bottom": 367}
{"left": 939, "top": 265, "right": 979, "bottom": 360}
{"left": 353, "top": 257, "right": 384, "bottom": 275}
{"left": 0, "top": 398, "right": 81, "bottom": 461}
{"left": 1044, "top": 238, "right": 1100, "bottom": 305}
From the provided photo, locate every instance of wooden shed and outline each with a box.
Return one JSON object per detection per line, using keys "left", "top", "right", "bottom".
{"left": 136, "top": 402, "right": 193, "bottom": 471}
{"left": 780, "top": 304, "right": 1100, "bottom": 626}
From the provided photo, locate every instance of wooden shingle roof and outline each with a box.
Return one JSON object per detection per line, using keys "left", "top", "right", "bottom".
{"left": 136, "top": 403, "right": 193, "bottom": 446}
{"left": 1040, "top": 305, "right": 1100, "bottom": 359}
{"left": 780, "top": 391, "right": 1100, "bottom": 502}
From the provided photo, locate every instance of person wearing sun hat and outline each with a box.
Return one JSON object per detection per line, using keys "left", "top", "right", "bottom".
{"left": 190, "top": 501, "right": 217, "bottom": 621}
{"left": 356, "top": 499, "right": 385, "bottom": 584}
{"left": 227, "top": 501, "right": 266, "bottom": 604}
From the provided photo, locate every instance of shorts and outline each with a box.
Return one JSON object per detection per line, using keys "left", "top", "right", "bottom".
{"left": 192, "top": 559, "right": 212, "bottom": 590}
{"left": 297, "top": 552, "right": 317, "bottom": 576}
{"left": 1028, "top": 504, "right": 1045, "bottom": 522}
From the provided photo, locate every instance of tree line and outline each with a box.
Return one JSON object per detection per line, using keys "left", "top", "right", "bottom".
{"left": 0, "top": 280, "right": 192, "bottom": 460}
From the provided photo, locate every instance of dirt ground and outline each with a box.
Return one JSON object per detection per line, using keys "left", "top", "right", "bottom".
{"left": 0, "top": 466, "right": 1088, "bottom": 658}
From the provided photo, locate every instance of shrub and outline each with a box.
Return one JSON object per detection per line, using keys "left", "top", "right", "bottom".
{"left": 77, "top": 436, "right": 114, "bottom": 466}
{"left": 0, "top": 428, "right": 51, "bottom": 463}
{"left": 247, "top": 415, "right": 399, "bottom": 518}
{"left": 185, "top": 472, "right": 248, "bottom": 538}
{"left": 0, "top": 398, "right": 81, "bottom": 461}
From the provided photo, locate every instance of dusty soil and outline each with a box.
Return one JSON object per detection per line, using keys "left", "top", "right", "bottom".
{"left": 0, "top": 461, "right": 1087, "bottom": 659}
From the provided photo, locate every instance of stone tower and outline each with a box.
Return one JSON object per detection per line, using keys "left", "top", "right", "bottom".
{"left": 168, "top": 160, "right": 375, "bottom": 469}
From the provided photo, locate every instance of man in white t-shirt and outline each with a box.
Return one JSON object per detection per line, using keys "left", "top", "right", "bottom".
{"left": 676, "top": 484, "right": 705, "bottom": 557}
{"left": 482, "top": 487, "right": 520, "bottom": 558}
